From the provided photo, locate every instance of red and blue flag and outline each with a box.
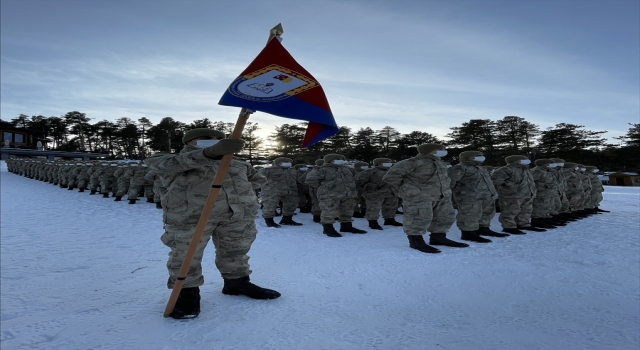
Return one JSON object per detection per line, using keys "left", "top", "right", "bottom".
{"left": 218, "top": 36, "right": 338, "bottom": 147}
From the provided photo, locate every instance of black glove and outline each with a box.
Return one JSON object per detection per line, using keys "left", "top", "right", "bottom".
{"left": 203, "top": 139, "right": 245, "bottom": 158}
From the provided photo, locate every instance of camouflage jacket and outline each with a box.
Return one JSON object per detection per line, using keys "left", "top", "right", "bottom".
{"left": 382, "top": 154, "right": 451, "bottom": 201}
{"left": 531, "top": 166, "right": 559, "bottom": 198}
{"left": 355, "top": 166, "right": 395, "bottom": 199}
{"left": 128, "top": 166, "right": 148, "bottom": 186}
{"left": 550, "top": 168, "right": 567, "bottom": 193}
{"left": 562, "top": 169, "right": 584, "bottom": 195}
{"left": 580, "top": 173, "right": 592, "bottom": 193}
{"left": 587, "top": 173, "right": 604, "bottom": 193}
{"left": 114, "top": 166, "right": 132, "bottom": 183}
{"left": 145, "top": 145, "right": 266, "bottom": 226}
{"left": 258, "top": 166, "right": 299, "bottom": 196}
{"left": 304, "top": 164, "right": 357, "bottom": 199}
{"left": 448, "top": 161, "right": 498, "bottom": 202}
{"left": 491, "top": 164, "right": 536, "bottom": 199}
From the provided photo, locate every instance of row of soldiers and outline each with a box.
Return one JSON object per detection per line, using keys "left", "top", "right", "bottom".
{"left": 255, "top": 144, "right": 608, "bottom": 253}
{"left": 5, "top": 158, "right": 164, "bottom": 207}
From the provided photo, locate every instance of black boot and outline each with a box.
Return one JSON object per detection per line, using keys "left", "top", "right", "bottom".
{"left": 312, "top": 215, "right": 321, "bottom": 223}
{"left": 595, "top": 206, "right": 610, "bottom": 213}
{"left": 544, "top": 217, "right": 565, "bottom": 226}
{"left": 429, "top": 233, "right": 469, "bottom": 247}
{"left": 114, "top": 196, "right": 122, "bottom": 202}
{"left": 90, "top": 189, "right": 97, "bottom": 195}
{"left": 352, "top": 211, "right": 366, "bottom": 218}
{"left": 368, "top": 220, "right": 383, "bottom": 230}
{"left": 407, "top": 235, "right": 440, "bottom": 253}
{"left": 477, "top": 226, "right": 509, "bottom": 237}
{"left": 322, "top": 223, "right": 342, "bottom": 237}
{"left": 128, "top": 199, "right": 136, "bottom": 204}
{"left": 67, "top": 186, "right": 74, "bottom": 190}
{"left": 102, "top": 193, "right": 109, "bottom": 198}
{"left": 156, "top": 202, "right": 162, "bottom": 209}
{"left": 518, "top": 225, "right": 547, "bottom": 232}
{"left": 78, "top": 188, "right": 85, "bottom": 193}
{"left": 60, "top": 184, "right": 68, "bottom": 188}
{"left": 279, "top": 216, "right": 302, "bottom": 226}
{"left": 339, "top": 222, "right": 367, "bottom": 234}
{"left": 531, "top": 217, "right": 556, "bottom": 229}
{"left": 560, "top": 213, "right": 578, "bottom": 221}
{"left": 147, "top": 198, "right": 154, "bottom": 203}
{"left": 503, "top": 228, "right": 526, "bottom": 235}
{"left": 299, "top": 206, "right": 311, "bottom": 213}
{"left": 222, "top": 276, "right": 281, "bottom": 300}
{"left": 169, "top": 287, "right": 201, "bottom": 319}
{"left": 548, "top": 216, "right": 567, "bottom": 226}
{"left": 461, "top": 231, "right": 492, "bottom": 243}
{"left": 264, "top": 218, "right": 281, "bottom": 228}
{"left": 383, "top": 218, "right": 403, "bottom": 226}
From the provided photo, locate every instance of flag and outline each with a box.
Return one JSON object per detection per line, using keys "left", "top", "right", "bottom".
{"left": 219, "top": 37, "right": 338, "bottom": 147}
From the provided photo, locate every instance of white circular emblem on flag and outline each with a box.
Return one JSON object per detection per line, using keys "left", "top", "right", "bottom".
{"left": 228, "top": 64, "right": 317, "bottom": 102}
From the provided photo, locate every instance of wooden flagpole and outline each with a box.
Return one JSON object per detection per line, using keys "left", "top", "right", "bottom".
{"left": 163, "top": 24, "right": 283, "bottom": 318}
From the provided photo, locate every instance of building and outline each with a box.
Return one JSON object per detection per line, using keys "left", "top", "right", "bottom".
{"left": 608, "top": 172, "right": 640, "bottom": 186}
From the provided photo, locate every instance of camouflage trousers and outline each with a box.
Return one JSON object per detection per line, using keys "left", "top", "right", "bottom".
{"left": 581, "top": 190, "right": 592, "bottom": 208}
{"left": 498, "top": 197, "right": 533, "bottom": 229}
{"left": 454, "top": 198, "right": 496, "bottom": 231}
{"left": 89, "top": 177, "right": 100, "bottom": 191}
{"left": 402, "top": 196, "right": 455, "bottom": 235}
{"left": 309, "top": 187, "right": 321, "bottom": 216}
{"left": 77, "top": 177, "right": 89, "bottom": 189}
{"left": 319, "top": 197, "right": 356, "bottom": 224}
{"left": 363, "top": 195, "right": 398, "bottom": 220}
{"left": 153, "top": 181, "right": 163, "bottom": 202}
{"left": 532, "top": 195, "right": 554, "bottom": 218}
{"left": 100, "top": 178, "right": 117, "bottom": 194}
{"left": 566, "top": 193, "right": 583, "bottom": 211}
{"left": 161, "top": 214, "right": 257, "bottom": 289}
{"left": 115, "top": 179, "right": 130, "bottom": 197}
{"left": 589, "top": 191, "right": 603, "bottom": 208}
{"left": 128, "top": 184, "right": 154, "bottom": 200}
{"left": 67, "top": 175, "right": 78, "bottom": 188}
{"left": 550, "top": 193, "right": 562, "bottom": 215}
{"left": 353, "top": 190, "right": 367, "bottom": 213}
{"left": 262, "top": 192, "right": 298, "bottom": 218}
{"left": 558, "top": 192, "right": 571, "bottom": 213}
{"left": 297, "top": 190, "right": 311, "bottom": 209}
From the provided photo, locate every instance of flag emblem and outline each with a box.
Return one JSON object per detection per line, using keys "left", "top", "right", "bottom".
{"left": 228, "top": 64, "right": 317, "bottom": 102}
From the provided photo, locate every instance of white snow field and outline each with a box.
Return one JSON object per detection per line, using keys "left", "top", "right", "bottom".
{"left": 1, "top": 160, "right": 639, "bottom": 350}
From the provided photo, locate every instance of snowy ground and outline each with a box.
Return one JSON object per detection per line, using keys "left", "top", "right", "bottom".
{"left": 1, "top": 160, "right": 639, "bottom": 350}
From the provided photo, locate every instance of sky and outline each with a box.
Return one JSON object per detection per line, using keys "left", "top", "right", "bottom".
{"left": 1, "top": 160, "right": 639, "bottom": 349}
{"left": 1, "top": 0, "right": 638, "bottom": 142}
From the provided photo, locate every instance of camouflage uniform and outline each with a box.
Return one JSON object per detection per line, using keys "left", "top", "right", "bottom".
{"left": 126, "top": 163, "right": 149, "bottom": 202}
{"left": 448, "top": 157, "right": 499, "bottom": 231}
{"left": 114, "top": 164, "right": 132, "bottom": 198}
{"left": 531, "top": 160, "right": 559, "bottom": 219}
{"left": 145, "top": 144, "right": 266, "bottom": 288}
{"left": 293, "top": 164, "right": 312, "bottom": 212}
{"left": 304, "top": 157, "right": 359, "bottom": 225}
{"left": 352, "top": 161, "right": 369, "bottom": 217}
{"left": 562, "top": 163, "right": 584, "bottom": 212}
{"left": 585, "top": 167, "right": 604, "bottom": 209}
{"left": 382, "top": 153, "right": 455, "bottom": 235}
{"left": 355, "top": 159, "right": 398, "bottom": 221}
{"left": 298, "top": 159, "right": 325, "bottom": 219}
{"left": 259, "top": 158, "right": 299, "bottom": 220}
{"left": 491, "top": 156, "right": 537, "bottom": 229}
{"left": 144, "top": 169, "right": 163, "bottom": 204}
{"left": 99, "top": 163, "right": 119, "bottom": 196}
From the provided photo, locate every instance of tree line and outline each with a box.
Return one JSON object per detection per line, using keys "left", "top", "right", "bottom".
{"left": 4, "top": 112, "right": 639, "bottom": 172}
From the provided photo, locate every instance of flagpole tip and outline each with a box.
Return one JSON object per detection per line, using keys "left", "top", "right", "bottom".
{"left": 270, "top": 23, "right": 284, "bottom": 36}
